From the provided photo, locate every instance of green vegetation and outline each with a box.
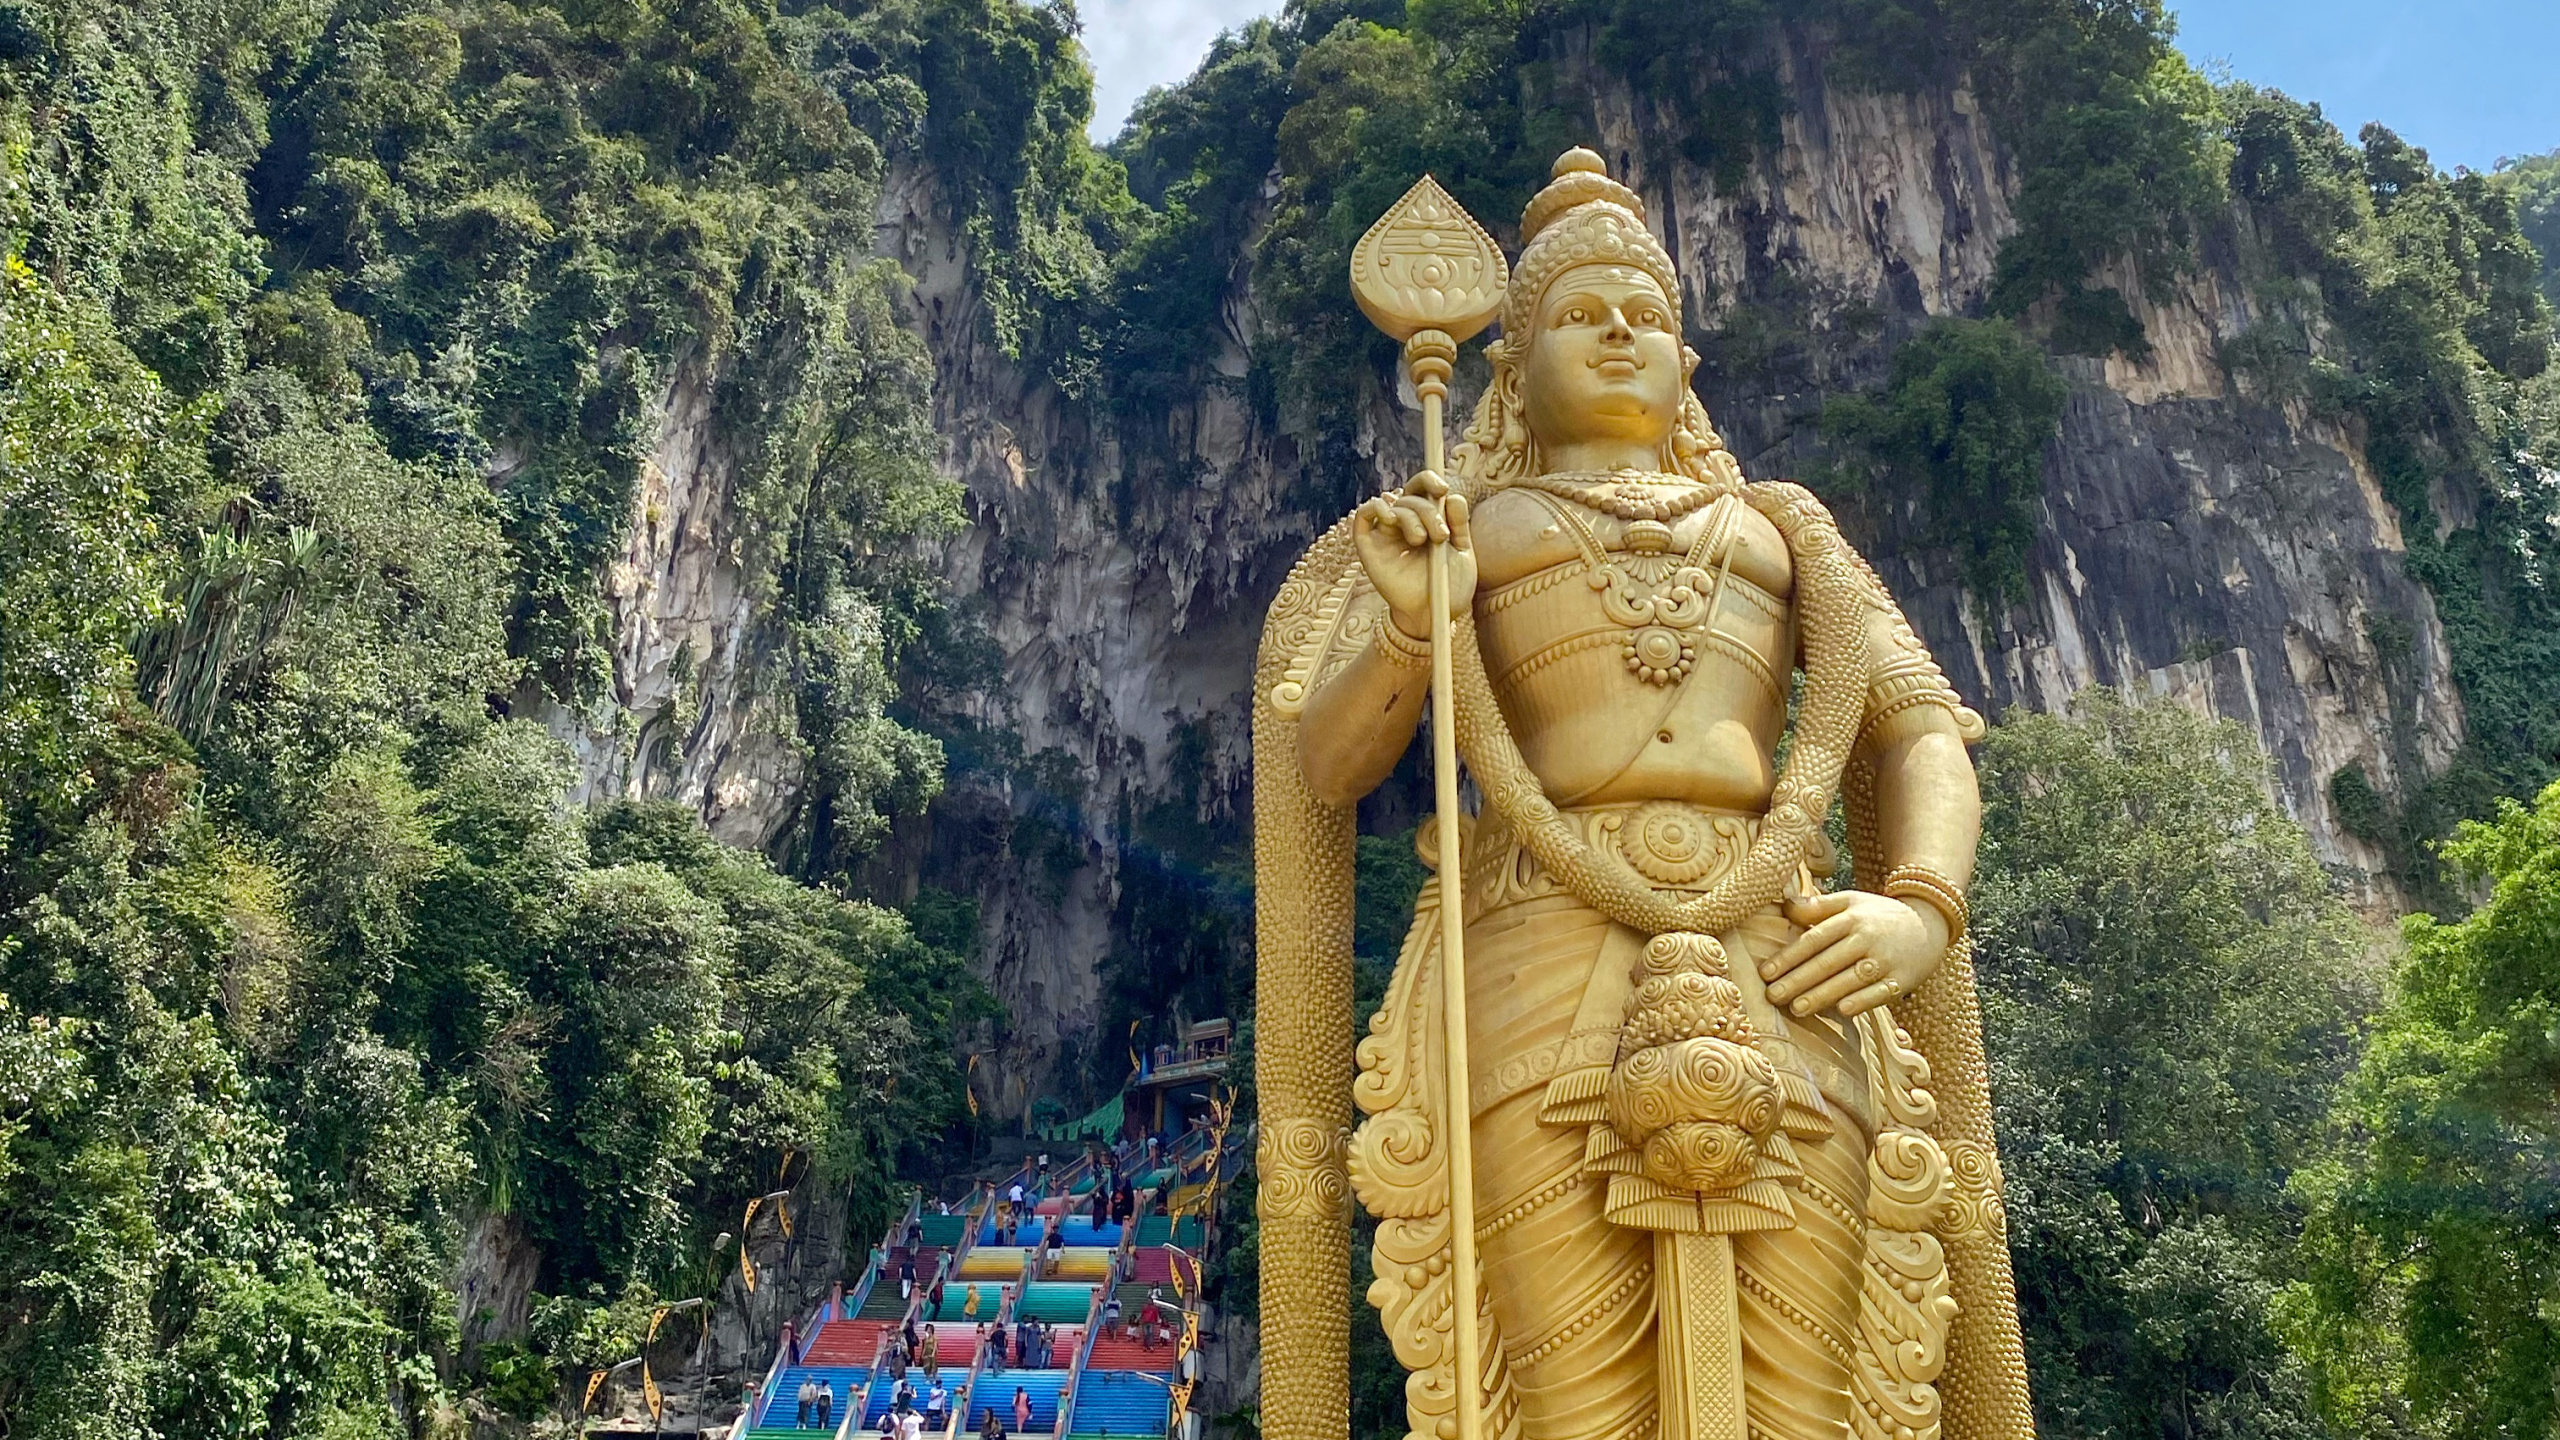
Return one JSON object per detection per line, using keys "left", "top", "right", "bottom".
{"left": 2493, "top": 150, "right": 2560, "bottom": 309}
{"left": 1974, "top": 696, "right": 2376, "bottom": 1438}
{"left": 2292, "top": 781, "right": 2560, "bottom": 1439}
{"left": 1821, "top": 317, "right": 2069, "bottom": 607}
{"left": 0, "top": 0, "right": 998, "bottom": 1426}
{"left": 2219, "top": 93, "right": 2558, "bottom": 895}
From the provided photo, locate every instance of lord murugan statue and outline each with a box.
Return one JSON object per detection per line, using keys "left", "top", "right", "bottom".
{"left": 1252, "top": 150, "right": 2033, "bottom": 1440}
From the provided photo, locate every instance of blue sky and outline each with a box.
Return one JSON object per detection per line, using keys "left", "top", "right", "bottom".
{"left": 1080, "top": 0, "right": 2560, "bottom": 172}
{"left": 2171, "top": 0, "right": 2558, "bottom": 172}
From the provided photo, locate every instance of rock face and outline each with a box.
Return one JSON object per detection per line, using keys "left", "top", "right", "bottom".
{"left": 554, "top": 30, "right": 2453, "bottom": 1110}
{"left": 512, "top": 364, "right": 807, "bottom": 852}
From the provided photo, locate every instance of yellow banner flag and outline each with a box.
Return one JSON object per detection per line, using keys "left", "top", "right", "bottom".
{"left": 741, "top": 1196, "right": 764, "bottom": 1292}
{"left": 583, "top": 1369, "right": 608, "bottom": 1413}
{"left": 965, "top": 1054, "right": 981, "bottom": 1116}
{"left": 643, "top": 1363, "right": 664, "bottom": 1423}
{"left": 777, "top": 1195, "right": 793, "bottom": 1239}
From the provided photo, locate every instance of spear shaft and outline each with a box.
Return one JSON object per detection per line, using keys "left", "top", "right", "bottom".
{"left": 1405, "top": 328, "right": 1485, "bottom": 1440}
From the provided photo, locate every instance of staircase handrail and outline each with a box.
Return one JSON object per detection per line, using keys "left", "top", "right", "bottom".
{"left": 756, "top": 1341, "right": 790, "bottom": 1428}
{"left": 847, "top": 1246, "right": 885, "bottom": 1322}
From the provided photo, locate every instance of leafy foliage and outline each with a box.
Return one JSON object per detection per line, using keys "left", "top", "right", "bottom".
{"left": 2291, "top": 782, "right": 2560, "bottom": 1440}
{"left": 1973, "top": 695, "right": 2376, "bottom": 1439}
{"left": 0, "top": 0, "right": 997, "bottom": 1425}
{"left": 1822, "top": 316, "right": 2067, "bottom": 606}
{"left": 2499, "top": 150, "right": 2560, "bottom": 309}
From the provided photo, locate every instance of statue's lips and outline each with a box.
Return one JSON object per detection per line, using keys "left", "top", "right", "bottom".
{"left": 1590, "top": 356, "right": 1644, "bottom": 380}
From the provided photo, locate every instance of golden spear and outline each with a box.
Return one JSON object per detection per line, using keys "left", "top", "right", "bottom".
{"left": 1348, "top": 175, "right": 1508, "bottom": 1440}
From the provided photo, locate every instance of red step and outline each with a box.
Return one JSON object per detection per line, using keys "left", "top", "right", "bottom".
{"left": 1082, "top": 1331, "right": 1179, "bottom": 1372}
{"left": 1125, "top": 1250, "right": 1195, "bottom": 1288}
{"left": 806, "top": 1320, "right": 888, "bottom": 1364}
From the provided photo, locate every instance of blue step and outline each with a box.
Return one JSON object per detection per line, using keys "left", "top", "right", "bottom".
{"left": 760, "top": 1365, "right": 870, "bottom": 1428}
{"left": 1068, "top": 1372, "right": 1170, "bottom": 1435}
{"left": 970, "top": 1369, "right": 1070, "bottom": 1430}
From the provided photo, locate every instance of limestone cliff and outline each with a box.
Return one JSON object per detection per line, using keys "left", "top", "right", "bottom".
{"left": 553, "top": 30, "right": 2455, "bottom": 1110}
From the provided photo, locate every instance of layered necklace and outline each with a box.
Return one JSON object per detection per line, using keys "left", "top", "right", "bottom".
{"left": 1502, "top": 471, "right": 1750, "bottom": 688}
{"left": 1514, "top": 468, "right": 1728, "bottom": 522}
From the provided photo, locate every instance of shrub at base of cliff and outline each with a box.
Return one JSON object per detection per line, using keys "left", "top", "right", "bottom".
{"left": 1973, "top": 695, "right": 2377, "bottom": 1439}
{"left": 1820, "top": 316, "right": 2068, "bottom": 610}
{"left": 2290, "top": 782, "right": 2560, "bottom": 1440}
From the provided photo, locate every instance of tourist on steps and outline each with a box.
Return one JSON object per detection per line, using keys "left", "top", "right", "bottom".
{"left": 931, "top": 1274, "right": 948, "bottom": 1321}
{"left": 797, "top": 1376, "right": 819, "bottom": 1428}
{"left": 985, "top": 1321, "right": 1006, "bottom": 1376}
{"left": 1013, "top": 1386, "right": 1032, "bottom": 1434}
{"left": 1139, "top": 1292, "right": 1162, "bottom": 1351}
{"left": 982, "top": 1407, "right": 1005, "bottom": 1440}
{"left": 817, "top": 1381, "right": 836, "bottom": 1431}
{"left": 927, "top": 1381, "right": 950, "bottom": 1430}
{"left": 920, "top": 1323, "right": 940, "bottom": 1379}
{"left": 964, "top": 1283, "right": 982, "bottom": 1322}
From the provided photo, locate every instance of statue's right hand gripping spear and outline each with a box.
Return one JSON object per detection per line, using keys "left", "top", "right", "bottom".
{"left": 1348, "top": 176, "right": 1508, "bottom": 1440}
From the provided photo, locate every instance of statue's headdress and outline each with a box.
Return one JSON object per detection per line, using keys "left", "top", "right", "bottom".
{"left": 1499, "top": 148, "right": 1682, "bottom": 341}
{"left": 1458, "top": 149, "right": 1740, "bottom": 492}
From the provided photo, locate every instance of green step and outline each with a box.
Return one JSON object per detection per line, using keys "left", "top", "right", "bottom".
{"left": 1015, "top": 1281, "right": 1096, "bottom": 1323}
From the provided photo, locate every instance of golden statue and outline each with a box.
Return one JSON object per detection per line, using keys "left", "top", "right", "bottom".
{"left": 1251, "top": 151, "right": 2034, "bottom": 1440}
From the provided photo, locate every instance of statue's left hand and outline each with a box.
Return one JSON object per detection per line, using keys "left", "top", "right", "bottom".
{"left": 1763, "top": 889, "right": 1949, "bottom": 1018}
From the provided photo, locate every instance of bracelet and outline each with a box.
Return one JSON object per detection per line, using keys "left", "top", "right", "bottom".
{"left": 1374, "top": 615, "right": 1433, "bottom": 669}
{"left": 1881, "top": 864, "right": 1969, "bottom": 944}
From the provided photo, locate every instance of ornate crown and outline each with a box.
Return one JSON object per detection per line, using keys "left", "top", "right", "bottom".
{"left": 1499, "top": 148, "right": 1683, "bottom": 342}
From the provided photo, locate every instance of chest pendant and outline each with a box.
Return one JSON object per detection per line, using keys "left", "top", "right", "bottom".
{"left": 1595, "top": 518, "right": 1715, "bottom": 686}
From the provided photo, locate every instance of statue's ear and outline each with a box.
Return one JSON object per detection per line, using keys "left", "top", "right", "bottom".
{"left": 1682, "top": 345, "right": 1700, "bottom": 377}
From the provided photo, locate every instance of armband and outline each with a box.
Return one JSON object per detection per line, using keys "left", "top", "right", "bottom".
{"left": 1374, "top": 615, "right": 1433, "bottom": 670}
{"left": 1881, "top": 864, "right": 1969, "bottom": 944}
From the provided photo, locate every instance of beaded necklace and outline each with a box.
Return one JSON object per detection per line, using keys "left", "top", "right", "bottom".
{"left": 1514, "top": 469, "right": 1729, "bottom": 522}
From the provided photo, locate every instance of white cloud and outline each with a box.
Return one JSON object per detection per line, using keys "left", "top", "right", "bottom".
{"left": 1079, "top": 0, "right": 1282, "bottom": 142}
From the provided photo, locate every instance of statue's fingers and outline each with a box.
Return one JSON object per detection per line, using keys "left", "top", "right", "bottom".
{"left": 1765, "top": 910, "right": 1856, "bottom": 977}
{"left": 1765, "top": 932, "right": 1862, "bottom": 1003}
{"left": 1358, "top": 496, "right": 1399, "bottom": 538}
{"left": 1781, "top": 888, "right": 1854, "bottom": 927}
{"left": 1394, "top": 505, "right": 1428, "bottom": 548}
{"left": 1446, "top": 493, "right": 1473, "bottom": 552}
{"left": 1406, "top": 469, "right": 1448, "bottom": 499}
{"left": 1836, "top": 978, "right": 1901, "bottom": 1018}
{"left": 1404, "top": 494, "right": 1451, "bottom": 544}
{"left": 1784, "top": 947, "right": 1877, "bottom": 1017}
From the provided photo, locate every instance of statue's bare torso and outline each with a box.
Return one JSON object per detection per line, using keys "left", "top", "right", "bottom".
{"left": 1464, "top": 485, "right": 1794, "bottom": 812}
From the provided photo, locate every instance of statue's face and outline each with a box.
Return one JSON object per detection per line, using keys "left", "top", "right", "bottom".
{"left": 1517, "top": 265, "right": 1685, "bottom": 462}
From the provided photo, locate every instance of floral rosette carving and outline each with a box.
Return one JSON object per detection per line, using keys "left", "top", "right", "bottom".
{"left": 1595, "top": 932, "right": 1800, "bottom": 1231}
